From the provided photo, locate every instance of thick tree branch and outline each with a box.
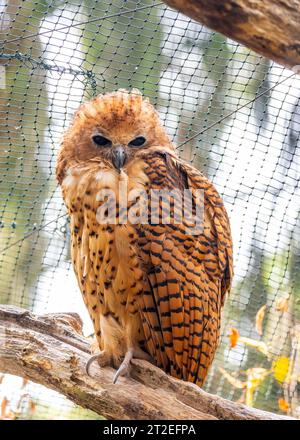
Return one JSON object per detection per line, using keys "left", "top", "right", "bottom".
{"left": 163, "top": 0, "right": 300, "bottom": 70}
{"left": 0, "top": 305, "right": 292, "bottom": 420}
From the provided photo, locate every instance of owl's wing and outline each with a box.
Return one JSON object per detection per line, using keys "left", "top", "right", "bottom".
{"left": 136, "top": 151, "right": 233, "bottom": 385}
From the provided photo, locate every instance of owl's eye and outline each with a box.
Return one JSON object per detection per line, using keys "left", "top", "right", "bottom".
{"left": 92, "top": 135, "right": 111, "bottom": 147}
{"left": 128, "top": 136, "right": 146, "bottom": 147}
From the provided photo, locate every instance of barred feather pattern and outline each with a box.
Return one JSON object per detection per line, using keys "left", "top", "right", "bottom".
{"left": 135, "top": 151, "right": 233, "bottom": 385}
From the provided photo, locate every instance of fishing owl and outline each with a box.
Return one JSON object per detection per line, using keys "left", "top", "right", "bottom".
{"left": 56, "top": 89, "right": 233, "bottom": 385}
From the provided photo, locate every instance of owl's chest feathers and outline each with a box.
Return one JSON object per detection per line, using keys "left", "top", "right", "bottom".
{"left": 63, "top": 161, "right": 148, "bottom": 318}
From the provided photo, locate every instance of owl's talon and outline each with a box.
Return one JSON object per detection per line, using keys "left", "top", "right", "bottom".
{"left": 85, "top": 351, "right": 111, "bottom": 377}
{"left": 113, "top": 348, "right": 134, "bottom": 384}
{"left": 85, "top": 354, "right": 100, "bottom": 377}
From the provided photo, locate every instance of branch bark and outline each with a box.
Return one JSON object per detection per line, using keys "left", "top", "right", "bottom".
{"left": 0, "top": 305, "right": 293, "bottom": 420}
{"left": 162, "top": 0, "right": 300, "bottom": 70}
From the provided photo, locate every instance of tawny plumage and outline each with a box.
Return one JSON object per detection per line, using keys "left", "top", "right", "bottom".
{"left": 56, "top": 89, "right": 233, "bottom": 385}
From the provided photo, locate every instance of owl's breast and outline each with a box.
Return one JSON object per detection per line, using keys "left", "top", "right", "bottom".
{"left": 61, "top": 159, "right": 149, "bottom": 320}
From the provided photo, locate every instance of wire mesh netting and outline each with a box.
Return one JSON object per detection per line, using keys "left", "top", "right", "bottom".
{"left": 0, "top": 0, "right": 300, "bottom": 420}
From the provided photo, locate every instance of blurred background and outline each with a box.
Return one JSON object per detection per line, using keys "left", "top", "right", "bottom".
{"left": 0, "top": 0, "right": 299, "bottom": 420}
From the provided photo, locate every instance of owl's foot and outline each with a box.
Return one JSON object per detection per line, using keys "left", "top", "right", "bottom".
{"left": 85, "top": 350, "right": 112, "bottom": 377}
{"left": 86, "top": 347, "right": 153, "bottom": 382}
{"left": 113, "top": 347, "right": 153, "bottom": 384}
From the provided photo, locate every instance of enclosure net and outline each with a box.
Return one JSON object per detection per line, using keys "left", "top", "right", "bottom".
{"left": 0, "top": 0, "right": 300, "bottom": 420}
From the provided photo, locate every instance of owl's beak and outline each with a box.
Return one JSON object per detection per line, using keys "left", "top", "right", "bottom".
{"left": 112, "top": 145, "right": 126, "bottom": 172}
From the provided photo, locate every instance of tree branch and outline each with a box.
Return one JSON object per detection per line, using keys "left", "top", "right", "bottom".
{"left": 162, "top": 0, "right": 300, "bottom": 70}
{"left": 0, "top": 305, "right": 292, "bottom": 420}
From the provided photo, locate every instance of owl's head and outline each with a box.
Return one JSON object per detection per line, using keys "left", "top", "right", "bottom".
{"left": 59, "top": 89, "right": 174, "bottom": 174}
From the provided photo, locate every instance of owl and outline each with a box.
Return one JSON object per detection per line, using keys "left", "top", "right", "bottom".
{"left": 56, "top": 89, "right": 233, "bottom": 386}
